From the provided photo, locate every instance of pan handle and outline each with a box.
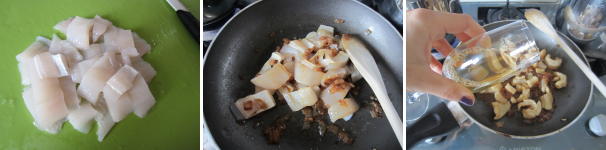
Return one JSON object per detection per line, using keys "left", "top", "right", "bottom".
{"left": 406, "top": 102, "right": 460, "bottom": 149}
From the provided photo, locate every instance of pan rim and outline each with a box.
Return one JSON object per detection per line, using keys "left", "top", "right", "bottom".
{"left": 201, "top": 0, "right": 262, "bottom": 149}
{"left": 202, "top": 0, "right": 403, "bottom": 148}
{"left": 458, "top": 20, "right": 594, "bottom": 139}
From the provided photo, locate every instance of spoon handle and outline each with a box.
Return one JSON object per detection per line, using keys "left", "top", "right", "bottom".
{"left": 554, "top": 37, "right": 606, "bottom": 96}
{"left": 345, "top": 44, "right": 404, "bottom": 147}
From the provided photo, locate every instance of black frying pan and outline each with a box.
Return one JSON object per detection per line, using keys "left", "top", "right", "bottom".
{"left": 203, "top": 0, "right": 404, "bottom": 149}
{"left": 407, "top": 20, "right": 593, "bottom": 149}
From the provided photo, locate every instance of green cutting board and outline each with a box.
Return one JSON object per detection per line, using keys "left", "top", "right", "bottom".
{"left": 0, "top": 0, "right": 200, "bottom": 149}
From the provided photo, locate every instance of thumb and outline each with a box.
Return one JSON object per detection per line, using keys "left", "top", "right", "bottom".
{"left": 413, "top": 69, "right": 476, "bottom": 106}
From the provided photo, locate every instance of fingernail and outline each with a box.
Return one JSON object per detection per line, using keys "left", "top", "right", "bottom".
{"left": 460, "top": 96, "right": 474, "bottom": 106}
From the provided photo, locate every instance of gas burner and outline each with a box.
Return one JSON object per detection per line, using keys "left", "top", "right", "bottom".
{"left": 498, "top": 7, "right": 519, "bottom": 20}
{"left": 486, "top": 8, "right": 524, "bottom": 24}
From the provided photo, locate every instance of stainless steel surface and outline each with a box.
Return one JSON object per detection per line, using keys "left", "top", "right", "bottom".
{"left": 411, "top": 76, "right": 606, "bottom": 149}
{"left": 202, "top": 0, "right": 237, "bottom": 24}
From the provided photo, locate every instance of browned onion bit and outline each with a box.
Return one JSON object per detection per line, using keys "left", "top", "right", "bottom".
{"left": 369, "top": 100, "right": 383, "bottom": 118}
{"left": 314, "top": 99, "right": 327, "bottom": 115}
{"left": 327, "top": 125, "right": 339, "bottom": 135}
{"left": 283, "top": 38, "right": 290, "bottom": 45}
{"left": 275, "top": 46, "right": 281, "bottom": 52}
{"left": 254, "top": 48, "right": 260, "bottom": 53}
{"left": 370, "top": 94, "right": 378, "bottom": 101}
{"left": 302, "top": 107, "right": 314, "bottom": 130}
{"left": 342, "top": 34, "right": 351, "bottom": 41}
{"left": 334, "top": 19, "right": 344, "bottom": 23}
{"left": 264, "top": 113, "right": 291, "bottom": 144}
{"left": 269, "top": 59, "right": 278, "bottom": 65}
{"left": 317, "top": 119, "right": 327, "bottom": 137}
{"left": 329, "top": 78, "right": 347, "bottom": 94}
{"left": 326, "top": 124, "right": 355, "bottom": 145}
{"left": 351, "top": 86, "right": 360, "bottom": 96}
{"left": 255, "top": 99, "right": 268, "bottom": 109}
{"left": 269, "top": 32, "right": 276, "bottom": 38}
{"left": 338, "top": 132, "right": 354, "bottom": 145}
{"left": 314, "top": 68, "right": 323, "bottom": 72}
{"left": 243, "top": 101, "right": 253, "bottom": 111}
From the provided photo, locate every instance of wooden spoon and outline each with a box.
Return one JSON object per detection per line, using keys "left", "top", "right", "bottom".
{"left": 341, "top": 34, "right": 403, "bottom": 147}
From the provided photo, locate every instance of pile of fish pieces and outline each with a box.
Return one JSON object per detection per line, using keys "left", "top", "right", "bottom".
{"left": 16, "top": 15, "right": 157, "bottom": 141}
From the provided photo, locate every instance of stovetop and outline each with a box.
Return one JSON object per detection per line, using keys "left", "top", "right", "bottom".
{"left": 409, "top": 76, "right": 606, "bottom": 150}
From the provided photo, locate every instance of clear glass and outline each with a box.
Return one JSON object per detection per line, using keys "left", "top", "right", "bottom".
{"left": 566, "top": 0, "right": 606, "bottom": 41}
{"left": 405, "top": 92, "right": 429, "bottom": 125}
{"left": 442, "top": 20, "right": 539, "bottom": 93}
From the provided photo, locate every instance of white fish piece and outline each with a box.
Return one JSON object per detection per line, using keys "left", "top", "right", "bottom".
{"left": 92, "top": 15, "right": 111, "bottom": 43}
{"left": 321, "top": 83, "right": 351, "bottom": 108}
{"left": 78, "top": 52, "right": 121, "bottom": 104}
{"left": 288, "top": 40, "right": 309, "bottom": 53}
{"left": 492, "top": 101, "right": 511, "bottom": 120}
{"left": 234, "top": 90, "right": 276, "bottom": 119}
{"left": 285, "top": 87, "right": 318, "bottom": 111}
{"left": 49, "top": 34, "right": 84, "bottom": 64}
{"left": 317, "top": 25, "right": 335, "bottom": 36}
{"left": 320, "top": 68, "right": 347, "bottom": 87}
{"left": 128, "top": 75, "right": 156, "bottom": 118}
{"left": 115, "top": 54, "right": 132, "bottom": 67}
{"left": 71, "top": 64, "right": 82, "bottom": 83}
{"left": 52, "top": 54, "right": 70, "bottom": 77}
{"left": 132, "top": 32, "right": 152, "bottom": 58}
{"left": 59, "top": 76, "right": 80, "bottom": 110}
{"left": 16, "top": 40, "right": 49, "bottom": 63}
{"left": 107, "top": 65, "right": 139, "bottom": 95}
{"left": 78, "top": 54, "right": 103, "bottom": 76}
{"left": 312, "top": 85, "right": 321, "bottom": 97}
{"left": 132, "top": 61, "right": 157, "bottom": 83}
{"left": 27, "top": 59, "right": 69, "bottom": 134}
{"left": 279, "top": 44, "right": 307, "bottom": 63}
{"left": 82, "top": 44, "right": 102, "bottom": 60}
{"left": 34, "top": 52, "right": 61, "bottom": 79}
{"left": 22, "top": 86, "right": 35, "bottom": 120}
{"left": 94, "top": 98, "right": 115, "bottom": 142}
{"left": 66, "top": 16, "right": 94, "bottom": 50}
{"left": 130, "top": 57, "right": 144, "bottom": 65}
{"left": 68, "top": 102, "right": 102, "bottom": 133}
{"left": 251, "top": 64, "right": 292, "bottom": 90}
{"left": 53, "top": 17, "right": 74, "bottom": 33}
{"left": 324, "top": 51, "right": 349, "bottom": 71}
{"left": 283, "top": 61, "right": 295, "bottom": 74}
{"left": 103, "top": 84, "right": 134, "bottom": 122}
{"left": 328, "top": 98, "right": 359, "bottom": 123}
{"left": 104, "top": 27, "right": 139, "bottom": 57}
{"left": 294, "top": 60, "right": 324, "bottom": 86}
{"left": 36, "top": 36, "right": 51, "bottom": 46}
{"left": 257, "top": 52, "right": 284, "bottom": 74}
{"left": 18, "top": 61, "right": 31, "bottom": 85}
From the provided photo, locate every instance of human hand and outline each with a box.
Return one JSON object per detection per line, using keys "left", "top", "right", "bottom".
{"left": 405, "top": 9, "right": 486, "bottom": 106}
